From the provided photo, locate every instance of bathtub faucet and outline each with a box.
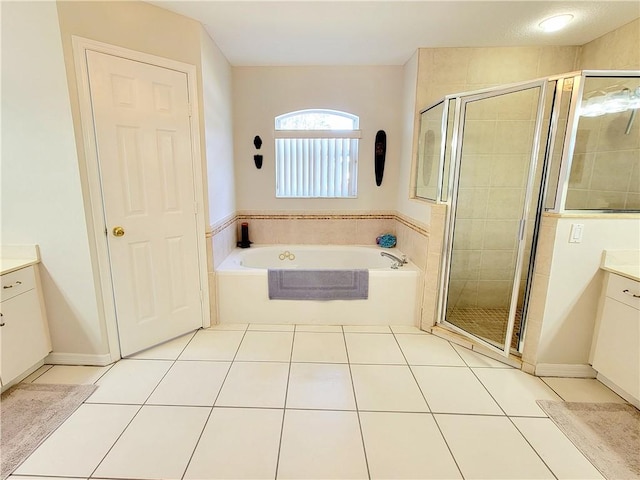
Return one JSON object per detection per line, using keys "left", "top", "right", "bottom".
{"left": 380, "top": 251, "right": 408, "bottom": 269}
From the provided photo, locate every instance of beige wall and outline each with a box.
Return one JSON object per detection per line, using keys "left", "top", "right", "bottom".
{"left": 396, "top": 51, "right": 429, "bottom": 224}
{"left": 201, "top": 28, "right": 236, "bottom": 227}
{"left": 56, "top": 1, "right": 208, "bottom": 216}
{"left": 1, "top": 2, "right": 107, "bottom": 359}
{"left": 529, "top": 215, "right": 640, "bottom": 368}
{"left": 415, "top": 46, "right": 579, "bottom": 114}
{"left": 578, "top": 18, "right": 640, "bottom": 70}
{"left": 232, "top": 66, "right": 404, "bottom": 212}
{"left": 3, "top": 1, "right": 231, "bottom": 359}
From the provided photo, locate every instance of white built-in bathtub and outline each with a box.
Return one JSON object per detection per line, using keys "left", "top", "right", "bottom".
{"left": 216, "top": 245, "right": 421, "bottom": 326}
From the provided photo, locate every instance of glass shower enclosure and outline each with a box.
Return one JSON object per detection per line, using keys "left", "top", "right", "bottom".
{"left": 415, "top": 70, "right": 640, "bottom": 357}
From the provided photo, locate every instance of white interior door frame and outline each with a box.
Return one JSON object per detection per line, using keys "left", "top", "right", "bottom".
{"left": 72, "top": 36, "right": 210, "bottom": 362}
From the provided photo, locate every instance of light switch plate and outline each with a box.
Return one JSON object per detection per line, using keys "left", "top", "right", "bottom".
{"left": 569, "top": 223, "right": 584, "bottom": 243}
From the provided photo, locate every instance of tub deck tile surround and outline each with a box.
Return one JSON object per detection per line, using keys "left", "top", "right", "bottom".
{"left": 12, "top": 325, "right": 611, "bottom": 480}
{"left": 210, "top": 210, "right": 428, "bottom": 249}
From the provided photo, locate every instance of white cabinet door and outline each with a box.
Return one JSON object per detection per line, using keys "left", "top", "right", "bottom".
{"left": 0, "top": 291, "right": 50, "bottom": 384}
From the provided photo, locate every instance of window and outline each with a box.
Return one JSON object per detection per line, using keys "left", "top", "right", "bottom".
{"left": 275, "top": 109, "right": 360, "bottom": 198}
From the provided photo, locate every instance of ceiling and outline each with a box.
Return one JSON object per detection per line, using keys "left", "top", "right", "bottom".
{"left": 149, "top": 1, "right": 640, "bottom": 66}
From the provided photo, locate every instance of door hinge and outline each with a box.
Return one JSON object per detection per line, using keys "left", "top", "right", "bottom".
{"left": 188, "top": 103, "right": 193, "bottom": 117}
{"left": 194, "top": 202, "right": 198, "bottom": 215}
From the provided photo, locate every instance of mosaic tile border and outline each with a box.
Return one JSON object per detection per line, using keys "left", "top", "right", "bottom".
{"left": 209, "top": 214, "right": 238, "bottom": 236}
{"left": 395, "top": 212, "right": 429, "bottom": 236}
{"left": 210, "top": 212, "right": 430, "bottom": 238}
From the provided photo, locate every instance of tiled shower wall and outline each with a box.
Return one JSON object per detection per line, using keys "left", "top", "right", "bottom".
{"left": 566, "top": 77, "right": 640, "bottom": 210}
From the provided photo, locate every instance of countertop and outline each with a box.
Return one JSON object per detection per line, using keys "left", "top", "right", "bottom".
{"left": 601, "top": 250, "right": 640, "bottom": 283}
{"left": 1, "top": 245, "right": 41, "bottom": 275}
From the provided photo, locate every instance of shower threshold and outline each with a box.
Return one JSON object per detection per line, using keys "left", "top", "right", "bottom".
{"left": 446, "top": 307, "right": 523, "bottom": 352}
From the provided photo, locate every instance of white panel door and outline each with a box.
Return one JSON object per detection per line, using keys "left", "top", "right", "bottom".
{"left": 86, "top": 51, "right": 202, "bottom": 356}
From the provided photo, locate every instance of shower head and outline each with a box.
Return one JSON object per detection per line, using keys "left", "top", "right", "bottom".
{"left": 581, "top": 86, "right": 640, "bottom": 117}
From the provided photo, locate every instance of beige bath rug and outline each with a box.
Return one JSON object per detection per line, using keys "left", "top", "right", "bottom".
{"left": 537, "top": 400, "right": 640, "bottom": 480}
{"left": 1, "top": 383, "right": 97, "bottom": 479}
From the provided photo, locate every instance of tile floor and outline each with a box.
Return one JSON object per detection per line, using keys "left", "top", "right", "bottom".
{"left": 10, "top": 324, "right": 626, "bottom": 480}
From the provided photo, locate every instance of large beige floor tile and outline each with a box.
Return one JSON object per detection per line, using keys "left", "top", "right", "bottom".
{"left": 86, "top": 360, "right": 172, "bottom": 404}
{"left": 235, "top": 331, "right": 293, "bottom": 361}
{"left": 185, "top": 407, "right": 283, "bottom": 479}
{"left": 413, "top": 366, "right": 503, "bottom": 414}
{"left": 126, "top": 331, "right": 196, "bottom": 360}
{"left": 360, "top": 412, "right": 462, "bottom": 479}
{"left": 146, "top": 361, "right": 230, "bottom": 406}
{"left": 452, "top": 344, "right": 513, "bottom": 368}
{"left": 277, "top": 410, "right": 368, "bottom": 479}
{"left": 93, "top": 405, "right": 209, "bottom": 480}
{"left": 15, "top": 404, "right": 138, "bottom": 477}
{"left": 395, "top": 334, "right": 466, "bottom": 366}
{"left": 435, "top": 414, "right": 554, "bottom": 479}
{"left": 179, "top": 330, "right": 244, "bottom": 361}
{"left": 207, "top": 323, "right": 248, "bottom": 331}
{"left": 292, "top": 332, "right": 348, "bottom": 363}
{"left": 32, "top": 365, "right": 112, "bottom": 385}
{"left": 216, "top": 362, "right": 289, "bottom": 408}
{"left": 390, "top": 325, "right": 427, "bottom": 334}
{"left": 541, "top": 377, "right": 626, "bottom": 403}
{"left": 473, "top": 368, "right": 562, "bottom": 416}
{"left": 344, "top": 333, "right": 406, "bottom": 364}
{"left": 248, "top": 324, "right": 295, "bottom": 331}
{"left": 9, "top": 477, "right": 84, "bottom": 480}
{"left": 295, "top": 325, "right": 343, "bottom": 332}
{"left": 21, "top": 365, "right": 54, "bottom": 383}
{"left": 351, "top": 364, "right": 428, "bottom": 412}
{"left": 286, "top": 363, "right": 355, "bottom": 410}
{"left": 343, "top": 325, "right": 391, "bottom": 333}
{"left": 512, "top": 417, "right": 604, "bottom": 479}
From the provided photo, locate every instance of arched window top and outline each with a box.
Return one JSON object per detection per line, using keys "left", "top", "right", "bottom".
{"left": 275, "top": 109, "right": 359, "bottom": 130}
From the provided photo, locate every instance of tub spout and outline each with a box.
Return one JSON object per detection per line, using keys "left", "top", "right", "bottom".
{"left": 380, "top": 251, "right": 407, "bottom": 269}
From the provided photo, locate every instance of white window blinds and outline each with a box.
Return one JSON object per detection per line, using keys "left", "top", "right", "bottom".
{"left": 275, "top": 110, "right": 360, "bottom": 198}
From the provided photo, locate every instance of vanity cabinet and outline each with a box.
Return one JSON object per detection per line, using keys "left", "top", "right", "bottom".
{"left": 592, "top": 271, "right": 640, "bottom": 407}
{"left": 1, "top": 263, "right": 51, "bottom": 387}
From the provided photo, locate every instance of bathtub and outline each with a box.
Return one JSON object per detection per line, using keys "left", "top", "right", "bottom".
{"left": 216, "top": 245, "right": 421, "bottom": 326}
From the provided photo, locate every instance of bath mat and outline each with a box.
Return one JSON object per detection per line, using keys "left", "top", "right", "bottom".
{"left": 1, "top": 383, "right": 97, "bottom": 479}
{"left": 537, "top": 400, "right": 640, "bottom": 479}
{"left": 268, "top": 269, "right": 368, "bottom": 300}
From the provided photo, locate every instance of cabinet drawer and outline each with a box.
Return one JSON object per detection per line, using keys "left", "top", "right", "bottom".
{"left": 1, "top": 266, "right": 35, "bottom": 302}
{"left": 606, "top": 273, "right": 640, "bottom": 310}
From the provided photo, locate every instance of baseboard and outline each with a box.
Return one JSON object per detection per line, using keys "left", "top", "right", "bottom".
{"left": 596, "top": 373, "right": 640, "bottom": 409}
{"left": 45, "top": 352, "right": 114, "bottom": 366}
{"left": 535, "top": 363, "right": 597, "bottom": 378}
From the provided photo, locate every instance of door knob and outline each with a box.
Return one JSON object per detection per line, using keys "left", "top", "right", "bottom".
{"left": 112, "top": 226, "right": 125, "bottom": 237}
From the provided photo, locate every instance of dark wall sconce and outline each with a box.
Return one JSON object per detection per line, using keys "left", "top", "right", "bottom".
{"left": 253, "top": 135, "right": 263, "bottom": 169}
{"left": 375, "top": 130, "right": 386, "bottom": 186}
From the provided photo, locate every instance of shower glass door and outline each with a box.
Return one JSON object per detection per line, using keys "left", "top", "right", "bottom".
{"left": 442, "top": 81, "right": 546, "bottom": 356}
